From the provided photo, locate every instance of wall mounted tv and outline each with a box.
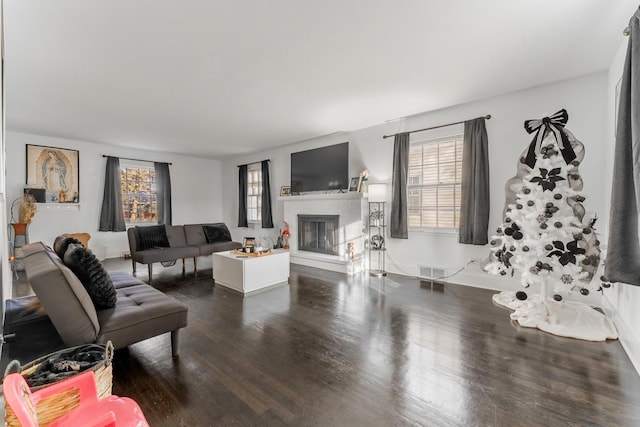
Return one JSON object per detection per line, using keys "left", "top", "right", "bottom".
{"left": 291, "top": 142, "right": 349, "bottom": 194}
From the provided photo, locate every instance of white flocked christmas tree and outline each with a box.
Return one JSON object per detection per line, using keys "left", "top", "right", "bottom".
{"left": 484, "top": 110, "right": 617, "bottom": 341}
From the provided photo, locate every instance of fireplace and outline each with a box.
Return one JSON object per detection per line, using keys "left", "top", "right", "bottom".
{"left": 298, "top": 215, "right": 340, "bottom": 256}
{"left": 283, "top": 193, "right": 364, "bottom": 274}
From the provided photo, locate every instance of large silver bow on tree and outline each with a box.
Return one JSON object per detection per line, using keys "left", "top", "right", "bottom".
{"left": 523, "top": 109, "right": 576, "bottom": 168}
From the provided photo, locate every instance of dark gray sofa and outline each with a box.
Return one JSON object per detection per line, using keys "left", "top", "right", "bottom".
{"left": 23, "top": 242, "right": 188, "bottom": 356}
{"left": 127, "top": 223, "right": 241, "bottom": 284}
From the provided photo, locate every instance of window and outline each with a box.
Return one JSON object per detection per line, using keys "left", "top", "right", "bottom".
{"left": 120, "top": 162, "right": 157, "bottom": 224}
{"left": 408, "top": 133, "right": 463, "bottom": 230}
{"left": 247, "top": 163, "right": 262, "bottom": 222}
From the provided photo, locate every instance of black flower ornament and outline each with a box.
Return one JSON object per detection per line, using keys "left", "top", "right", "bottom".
{"left": 547, "top": 240, "right": 586, "bottom": 266}
{"left": 496, "top": 245, "right": 513, "bottom": 269}
{"left": 530, "top": 167, "right": 565, "bottom": 191}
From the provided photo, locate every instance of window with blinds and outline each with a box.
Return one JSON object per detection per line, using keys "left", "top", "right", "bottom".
{"left": 247, "top": 163, "right": 262, "bottom": 222}
{"left": 408, "top": 134, "right": 463, "bottom": 230}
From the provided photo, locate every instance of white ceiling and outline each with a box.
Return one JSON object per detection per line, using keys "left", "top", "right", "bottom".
{"left": 5, "top": 1, "right": 638, "bottom": 159}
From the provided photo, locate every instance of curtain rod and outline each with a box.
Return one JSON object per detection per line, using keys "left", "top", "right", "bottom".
{"left": 237, "top": 159, "right": 271, "bottom": 167}
{"left": 382, "top": 114, "right": 491, "bottom": 139}
{"left": 102, "top": 155, "right": 172, "bottom": 165}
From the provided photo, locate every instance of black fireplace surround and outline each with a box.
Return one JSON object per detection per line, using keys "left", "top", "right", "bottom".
{"left": 298, "top": 215, "right": 339, "bottom": 255}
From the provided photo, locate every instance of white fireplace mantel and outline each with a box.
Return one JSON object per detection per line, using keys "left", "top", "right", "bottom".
{"left": 281, "top": 192, "right": 366, "bottom": 274}
{"left": 278, "top": 192, "right": 364, "bottom": 202}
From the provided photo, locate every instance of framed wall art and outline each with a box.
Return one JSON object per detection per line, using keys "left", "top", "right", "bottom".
{"left": 26, "top": 144, "right": 79, "bottom": 203}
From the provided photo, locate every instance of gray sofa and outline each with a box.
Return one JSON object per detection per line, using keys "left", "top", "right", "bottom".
{"left": 23, "top": 242, "right": 188, "bottom": 356}
{"left": 127, "top": 223, "right": 241, "bottom": 284}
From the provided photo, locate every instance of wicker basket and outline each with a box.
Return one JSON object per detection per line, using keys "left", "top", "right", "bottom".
{"left": 4, "top": 341, "right": 113, "bottom": 427}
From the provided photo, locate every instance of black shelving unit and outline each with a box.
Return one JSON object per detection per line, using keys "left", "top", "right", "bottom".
{"left": 368, "top": 201, "right": 386, "bottom": 277}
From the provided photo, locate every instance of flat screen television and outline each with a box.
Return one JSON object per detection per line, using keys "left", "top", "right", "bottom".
{"left": 291, "top": 142, "right": 349, "bottom": 194}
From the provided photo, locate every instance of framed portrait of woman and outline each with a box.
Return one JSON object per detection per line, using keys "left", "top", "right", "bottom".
{"left": 26, "top": 144, "right": 79, "bottom": 203}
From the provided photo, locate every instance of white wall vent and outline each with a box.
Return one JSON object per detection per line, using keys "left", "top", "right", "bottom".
{"left": 418, "top": 265, "right": 446, "bottom": 280}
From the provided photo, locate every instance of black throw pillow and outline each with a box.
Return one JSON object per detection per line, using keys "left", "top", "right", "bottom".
{"left": 203, "top": 223, "right": 232, "bottom": 243}
{"left": 53, "top": 236, "right": 82, "bottom": 259}
{"left": 63, "top": 243, "right": 117, "bottom": 309}
{"left": 135, "top": 225, "right": 170, "bottom": 251}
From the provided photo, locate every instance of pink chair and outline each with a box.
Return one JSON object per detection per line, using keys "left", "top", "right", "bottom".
{"left": 3, "top": 370, "right": 149, "bottom": 427}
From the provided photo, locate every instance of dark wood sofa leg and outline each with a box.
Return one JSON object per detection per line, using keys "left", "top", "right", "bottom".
{"left": 193, "top": 257, "right": 197, "bottom": 277}
{"left": 182, "top": 258, "right": 186, "bottom": 277}
{"left": 131, "top": 258, "right": 137, "bottom": 275}
{"left": 171, "top": 329, "right": 180, "bottom": 358}
{"left": 148, "top": 263, "right": 153, "bottom": 285}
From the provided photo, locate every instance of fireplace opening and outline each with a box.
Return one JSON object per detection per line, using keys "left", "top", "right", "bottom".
{"left": 298, "top": 215, "right": 339, "bottom": 256}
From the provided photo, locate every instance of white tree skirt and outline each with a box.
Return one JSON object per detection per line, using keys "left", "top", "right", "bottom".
{"left": 493, "top": 291, "right": 618, "bottom": 341}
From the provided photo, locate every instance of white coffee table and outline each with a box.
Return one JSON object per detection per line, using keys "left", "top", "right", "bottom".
{"left": 212, "top": 249, "right": 290, "bottom": 295}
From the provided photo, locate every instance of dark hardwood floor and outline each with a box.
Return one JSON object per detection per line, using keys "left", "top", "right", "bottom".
{"left": 9, "top": 257, "right": 640, "bottom": 426}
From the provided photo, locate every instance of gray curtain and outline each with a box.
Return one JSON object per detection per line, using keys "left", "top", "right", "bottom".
{"left": 155, "top": 162, "right": 172, "bottom": 225}
{"left": 459, "top": 118, "right": 490, "bottom": 244}
{"left": 238, "top": 164, "right": 248, "bottom": 227}
{"left": 390, "top": 133, "right": 409, "bottom": 239}
{"left": 261, "top": 160, "right": 274, "bottom": 228}
{"left": 605, "top": 7, "right": 640, "bottom": 286}
{"left": 98, "top": 156, "right": 126, "bottom": 232}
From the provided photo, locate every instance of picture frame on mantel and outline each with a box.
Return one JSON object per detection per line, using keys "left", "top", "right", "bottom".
{"left": 280, "top": 186, "right": 291, "bottom": 196}
{"left": 26, "top": 144, "right": 79, "bottom": 203}
{"left": 348, "top": 176, "right": 361, "bottom": 192}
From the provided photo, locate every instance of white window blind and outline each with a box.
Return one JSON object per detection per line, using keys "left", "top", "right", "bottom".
{"left": 247, "top": 163, "right": 262, "bottom": 222}
{"left": 407, "top": 134, "right": 463, "bottom": 230}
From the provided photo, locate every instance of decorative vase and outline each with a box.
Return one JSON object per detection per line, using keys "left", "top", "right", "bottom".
{"left": 284, "top": 236, "right": 290, "bottom": 250}
{"left": 12, "top": 223, "right": 28, "bottom": 236}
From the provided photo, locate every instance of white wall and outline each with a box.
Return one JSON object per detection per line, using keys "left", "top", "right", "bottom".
{"left": 221, "top": 72, "right": 609, "bottom": 303}
{"left": 221, "top": 133, "right": 369, "bottom": 251}
{"left": 0, "top": 18, "right": 9, "bottom": 310}
{"left": 6, "top": 132, "right": 224, "bottom": 258}
{"left": 603, "top": 38, "right": 640, "bottom": 375}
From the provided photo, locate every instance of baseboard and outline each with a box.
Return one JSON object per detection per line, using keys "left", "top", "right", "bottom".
{"left": 290, "top": 251, "right": 364, "bottom": 275}
{"left": 443, "top": 264, "right": 521, "bottom": 292}
{"left": 602, "top": 295, "right": 640, "bottom": 376}
{"left": 388, "top": 262, "right": 603, "bottom": 305}
{"left": 390, "top": 261, "right": 527, "bottom": 291}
